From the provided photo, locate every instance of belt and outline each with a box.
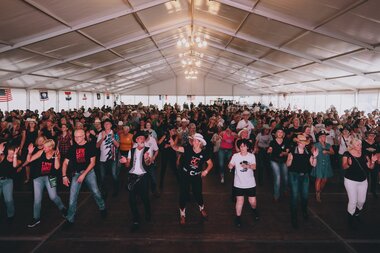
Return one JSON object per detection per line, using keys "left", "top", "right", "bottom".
{"left": 183, "top": 168, "right": 201, "bottom": 176}
{"left": 0, "top": 176, "right": 11, "bottom": 180}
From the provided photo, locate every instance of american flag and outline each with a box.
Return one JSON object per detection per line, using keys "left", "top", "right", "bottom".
{"left": 0, "top": 88, "right": 12, "bottom": 102}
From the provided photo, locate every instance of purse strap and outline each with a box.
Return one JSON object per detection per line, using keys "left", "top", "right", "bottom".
{"left": 351, "top": 155, "right": 367, "bottom": 176}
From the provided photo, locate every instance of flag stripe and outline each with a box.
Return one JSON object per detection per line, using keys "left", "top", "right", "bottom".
{"left": 0, "top": 89, "right": 12, "bottom": 102}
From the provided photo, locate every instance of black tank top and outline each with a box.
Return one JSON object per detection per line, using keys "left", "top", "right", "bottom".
{"left": 0, "top": 158, "right": 15, "bottom": 178}
{"left": 25, "top": 130, "right": 38, "bottom": 148}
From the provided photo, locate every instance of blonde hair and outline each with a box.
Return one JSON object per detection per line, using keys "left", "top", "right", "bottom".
{"left": 43, "top": 139, "right": 56, "bottom": 149}
{"left": 35, "top": 136, "right": 47, "bottom": 146}
{"left": 347, "top": 137, "right": 361, "bottom": 152}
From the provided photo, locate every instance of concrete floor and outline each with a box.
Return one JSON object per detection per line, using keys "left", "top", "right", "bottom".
{"left": 0, "top": 165, "right": 379, "bottom": 253}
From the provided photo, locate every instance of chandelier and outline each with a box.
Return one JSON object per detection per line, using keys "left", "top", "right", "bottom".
{"left": 177, "top": 35, "right": 207, "bottom": 49}
{"left": 184, "top": 68, "right": 198, "bottom": 79}
{"left": 181, "top": 57, "right": 201, "bottom": 68}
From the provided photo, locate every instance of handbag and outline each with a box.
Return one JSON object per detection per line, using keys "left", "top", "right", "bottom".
{"left": 126, "top": 174, "right": 144, "bottom": 191}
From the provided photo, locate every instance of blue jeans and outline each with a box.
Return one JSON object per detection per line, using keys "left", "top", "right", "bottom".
{"left": 66, "top": 170, "right": 105, "bottom": 223}
{"left": 288, "top": 172, "right": 309, "bottom": 217}
{"left": 99, "top": 160, "right": 119, "bottom": 193}
{"left": 270, "top": 161, "right": 288, "bottom": 200}
{"left": 33, "top": 176, "right": 65, "bottom": 220}
{"left": 218, "top": 149, "right": 232, "bottom": 175}
{"left": 0, "top": 178, "right": 15, "bottom": 218}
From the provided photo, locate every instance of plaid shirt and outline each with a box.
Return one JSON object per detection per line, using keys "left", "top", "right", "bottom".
{"left": 58, "top": 134, "right": 72, "bottom": 158}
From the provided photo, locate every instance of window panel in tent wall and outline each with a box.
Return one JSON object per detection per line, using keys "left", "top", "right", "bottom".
{"left": 315, "top": 94, "right": 327, "bottom": 113}
{"left": 134, "top": 96, "right": 148, "bottom": 106}
{"left": 304, "top": 95, "right": 316, "bottom": 112}
{"left": 58, "top": 91, "right": 77, "bottom": 111}
{"left": 120, "top": 96, "right": 135, "bottom": 105}
{"left": 326, "top": 94, "right": 341, "bottom": 112}
{"left": 289, "top": 95, "right": 305, "bottom": 110}
{"left": 0, "top": 89, "right": 26, "bottom": 111}
{"left": 358, "top": 92, "right": 378, "bottom": 114}
{"left": 340, "top": 94, "right": 354, "bottom": 115}
{"left": 78, "top": 92, "right": 93, "bottom": 109}
{"left": 29, "top": 90, "right": 57, "bottom": 112}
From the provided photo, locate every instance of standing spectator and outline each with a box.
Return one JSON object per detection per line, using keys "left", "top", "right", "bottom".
{"left": 62, "top": 129, "right": 107, "bottom": 227}
{"left": 169, "top": 133, "right": 213, "bottom": 225}
{"left": 218, "top": 126, "right": 236, "bottom": 184}
{"left": 158, "top": 125, "right": 178, "bottom": 190}
{"left": 26, "top": 139, "right": 66, "bottom": 228}
{"left": 311, "top": 130, "right": 334, "bottom": 202}
{"left": 338, "top": 125, "right": 352, "bottom": 183}
{"left": 362, "top": 130, "right": 379, "bottom": 198}
{"left": 254, "top": 124, "right": 272, "bottom": 186}
{"left": 228, "top": 139, "right": 259, "bottom": 228}
{"left": 20, "top": 118, "right": 39, "bottom": 183}
{"left": 0, "top": 144, "right": 21, "bottom": 223}
{"left": 96, "top": 118, "right": 120, "bottom": 198}
{"left": 342, "top": 138, "right": 377, "bottom": 228}
{"left": 268, "top": 128, "right": 290, "bottom": 202}
{"left": 120, "top": 131, "right": 153, "bottom": 232}
{"left": 286, "top": 135, "right": 318, "bottom": 228}
{"left": 237, "top": 111, "right": 254, "bottom": 136}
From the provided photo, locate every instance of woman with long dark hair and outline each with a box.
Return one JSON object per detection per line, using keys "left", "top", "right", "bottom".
{"left": 20, "top": 118, "right": 39, "bottom": 183}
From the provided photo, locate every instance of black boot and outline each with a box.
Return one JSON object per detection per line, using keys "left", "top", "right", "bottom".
{"left": 234, "top": 216, "right": 242, "bottom": 228}
{"left": 347, "top": 212, "right": 358, "bottom": 229}
{"left": 251, "top": 208, "right": 260, "bottom": 221}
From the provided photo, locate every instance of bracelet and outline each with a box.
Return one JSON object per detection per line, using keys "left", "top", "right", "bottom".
{"left": 62, "top": 175, "right": 67, "bottom": 178}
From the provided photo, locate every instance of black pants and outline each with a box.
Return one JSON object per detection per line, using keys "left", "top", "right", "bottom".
{"left": 179, "top": 171, "right": 204, "bottom": 210}
{"left": 256, "top": 148, "right": 270, "bottom": 185}
{"left": 160, "top": 148, "right": 178, "bottom": 189}
{"left": 128, "top": 175, "right": 151, "bottom": 223}
{"left": 367, "top": 164, "right": 378, "bottom": 194}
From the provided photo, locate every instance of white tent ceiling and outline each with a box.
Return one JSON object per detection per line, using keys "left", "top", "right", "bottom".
{"left": 0, "top": 0, "right": 380, "bottom": 95}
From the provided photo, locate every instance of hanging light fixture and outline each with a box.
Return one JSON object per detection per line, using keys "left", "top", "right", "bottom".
{"left": 184, "top": 68, "right": 198, "bottom": 79}
{"left": 177, "top": 34, "right": 207, "bottom": 49}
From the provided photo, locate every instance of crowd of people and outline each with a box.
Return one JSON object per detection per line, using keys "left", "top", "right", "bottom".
{"left": 0, "top": 102, "right": 379, "bottom": 231}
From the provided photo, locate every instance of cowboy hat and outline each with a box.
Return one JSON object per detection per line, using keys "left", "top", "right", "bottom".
{"left": 189, "top": 133, "right": 207, "bottom": 146}
{"left": 295, "top": 135, "right": 310, "bottom": 145}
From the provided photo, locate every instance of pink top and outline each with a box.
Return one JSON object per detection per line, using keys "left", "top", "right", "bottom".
{"left": 220, "top": 132, "right": 235, "bottom": 149}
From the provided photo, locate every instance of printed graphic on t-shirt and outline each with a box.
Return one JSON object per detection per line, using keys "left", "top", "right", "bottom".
{"left": 76, "top": 148, "right": 86, "bottom": 163}
{"left": 41, "top": 162, "right": 52, "bottom": 174}
{"left": 190, "top": 156, "right": 201, "bottom": 170}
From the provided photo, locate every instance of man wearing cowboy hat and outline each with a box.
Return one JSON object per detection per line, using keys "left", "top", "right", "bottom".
{"left": 96, "top": 118, "right": 120, "bottom": 198}
{"left": 120, "top": 131, "right": 153, "bottom": 232}
{"left": 237, "top": 111, "right": 254, "bottom": 137}
{"left": 169, "top": 133, "right": 213, "bottom": 225}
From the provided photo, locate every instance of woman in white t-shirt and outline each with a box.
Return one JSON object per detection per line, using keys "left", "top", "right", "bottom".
{"left": 228, "top": 139, "right": 259, "bottom": 228}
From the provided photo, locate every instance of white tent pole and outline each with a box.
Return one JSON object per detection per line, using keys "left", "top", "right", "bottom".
{"left": 56, "top": 90, "right": 59, "bottom": 111}
{"left": 26, "top": 89, "right": 30, "bottom": 110}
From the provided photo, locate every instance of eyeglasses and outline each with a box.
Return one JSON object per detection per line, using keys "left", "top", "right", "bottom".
{"left": 74, "top": 135, "right": 85, "bottom": 138}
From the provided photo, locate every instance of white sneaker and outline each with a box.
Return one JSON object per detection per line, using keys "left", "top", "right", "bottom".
{"left": 220, "top": 176, "right": 225, "bottom": 184}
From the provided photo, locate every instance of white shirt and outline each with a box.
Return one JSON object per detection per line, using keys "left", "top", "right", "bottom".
{"left": 133, "top": 138, "right": 159, "bottom": 152}
{"left": 237, "top": 119, "right": 254, "bottom": 136}
{"left": 229, "top": 152, "right": 256, "bottom": 189}
{"left": 97, "top": 130, "right": 114, "bottom": 162}
{"left": 128, "top": 147, "right": 152, "bottom": 175}
{"left": 325, "top": 129, "right": 336, "bottom": 146}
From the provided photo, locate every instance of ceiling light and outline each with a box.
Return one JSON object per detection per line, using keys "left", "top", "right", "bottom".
{"left": 177, "top": 34, "right": 207, "bottom": 49}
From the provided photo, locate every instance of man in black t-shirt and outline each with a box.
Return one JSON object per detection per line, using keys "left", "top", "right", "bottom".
{"left": 62, "top": 129, "right": 107, "bottom": 226}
